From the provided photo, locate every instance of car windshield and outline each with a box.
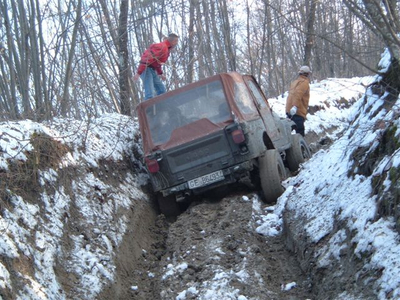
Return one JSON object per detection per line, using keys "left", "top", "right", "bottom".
{"left": 145, "top": 80, "right": 231, "bottom": 145}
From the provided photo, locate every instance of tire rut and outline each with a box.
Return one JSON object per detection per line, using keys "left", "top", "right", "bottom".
{"left": 99, "top": 191, "right": 313, "bottom": 299}
{"left": 158, "top": 192, "right": 313, "bottom": 299}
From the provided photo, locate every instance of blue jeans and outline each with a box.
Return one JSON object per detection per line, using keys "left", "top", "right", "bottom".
{"left": 140, "top": 68, "right": 166, "bottom": 100}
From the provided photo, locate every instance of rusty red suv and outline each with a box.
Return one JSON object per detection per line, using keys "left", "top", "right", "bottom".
{"left": 137, "top": 72, "right": 311, "bottom": 216}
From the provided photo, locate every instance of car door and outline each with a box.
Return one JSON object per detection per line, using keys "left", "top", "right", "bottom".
{"left": 243, "top": 76, "right": 281, "bottom": 144}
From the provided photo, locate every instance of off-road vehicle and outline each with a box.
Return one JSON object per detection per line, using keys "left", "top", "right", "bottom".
{"left": 137, "top": 72, "right": 311, "bottom": 216}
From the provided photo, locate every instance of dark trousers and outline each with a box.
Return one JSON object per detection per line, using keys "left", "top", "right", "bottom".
{"left": 292, "top": 115, "right": 305, "bottom": 136}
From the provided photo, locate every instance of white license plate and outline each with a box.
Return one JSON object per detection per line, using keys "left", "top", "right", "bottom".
{"left": 188, "top": 170, "right": 224, "bottom": 189}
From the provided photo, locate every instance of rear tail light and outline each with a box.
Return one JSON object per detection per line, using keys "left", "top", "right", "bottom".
{"left": 145, "top": 157, "right": 160, "bottom": 173}
{"left": 232, "top": 129, "right": 245, "bottom": 144}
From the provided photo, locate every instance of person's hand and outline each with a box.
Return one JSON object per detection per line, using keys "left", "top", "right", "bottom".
{"left": 290, "top": 106, "right": 298, "bottom": 116}
{"left": 160, "top": 74, "right": 167, "bottom": 81}
{"left": 133, "top": 73, "right": 140, "bottom": 81}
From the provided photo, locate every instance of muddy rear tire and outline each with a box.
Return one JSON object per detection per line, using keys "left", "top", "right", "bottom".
{"left": 286, "top": 134, "right": 311, "bottom": 172}
{"left": 259, "top": 149, "right": 287, "bottom": 204}
{"left": 157, "top": 194, "right": 180, "bottom": 218}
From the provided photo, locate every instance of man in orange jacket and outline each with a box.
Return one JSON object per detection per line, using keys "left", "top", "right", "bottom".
{"left": 285, "top": 65, "right": 311, "bottom": 136}
{"left": 133, "top": 33, "right": 179, "bottom": 100}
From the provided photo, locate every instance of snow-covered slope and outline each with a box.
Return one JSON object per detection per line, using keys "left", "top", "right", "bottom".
{"left": 269, "top": 76, "right": 374, "bottom": 137}
{"left": 262, "top": 51, "right": 400, "bottom": 299}
{"left": 0, "top": 115, "right": 149, "bottom": 299}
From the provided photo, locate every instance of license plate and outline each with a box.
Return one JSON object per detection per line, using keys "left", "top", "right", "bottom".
{"left": 188, "top": 170, "right": 224, "bottom": 189}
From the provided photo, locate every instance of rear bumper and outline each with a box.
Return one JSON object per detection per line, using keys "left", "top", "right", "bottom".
{"left": 160, "top": 160, "right": 253, "bottom": 197}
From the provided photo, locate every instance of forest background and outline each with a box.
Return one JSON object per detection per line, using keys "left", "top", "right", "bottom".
{"left": 0, "top": 0, "right": 399, "bottom": 121}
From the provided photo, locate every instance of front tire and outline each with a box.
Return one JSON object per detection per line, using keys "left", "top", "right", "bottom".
{"left": 259, "top": 149, "right": 287, "bottom": 204}
{"left": 286, "top": 134, "right": 311, "bottom": 172}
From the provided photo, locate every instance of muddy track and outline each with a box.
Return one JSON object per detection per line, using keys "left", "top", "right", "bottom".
{"left": 99, "top": 189, "right": 314, "bottom": 299}
{"left": 158, "top": 193, "right": 313, "bottom": 299}
{"left": 97, "top": 194, "right": 168, "bottom": 300}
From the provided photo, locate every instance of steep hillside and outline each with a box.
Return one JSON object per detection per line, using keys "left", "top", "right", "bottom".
{"left": 276, "top": 51, "right": 400, "bottom": 299}
{"left": 0, "top": 115, "right": 152, "bottom": 299}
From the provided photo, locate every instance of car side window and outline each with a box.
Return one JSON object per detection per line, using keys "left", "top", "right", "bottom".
{"left": 234, "top": 82, "right": 257, "bottom": 114}
{"left": 247, "top": 80, "right": 267, "bottom": 108}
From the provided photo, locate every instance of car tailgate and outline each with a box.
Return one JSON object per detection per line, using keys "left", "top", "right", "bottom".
{"left": 163, "top": 130, "right": 235, "bottom": 175}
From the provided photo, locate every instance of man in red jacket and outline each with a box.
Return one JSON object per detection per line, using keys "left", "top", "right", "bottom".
{"left": 133, "top": 33, "right": 179, "bottom": 100}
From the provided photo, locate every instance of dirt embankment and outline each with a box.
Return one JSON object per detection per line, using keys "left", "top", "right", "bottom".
{"left": 97, "top": 190, "right": 168, "bottom": 300}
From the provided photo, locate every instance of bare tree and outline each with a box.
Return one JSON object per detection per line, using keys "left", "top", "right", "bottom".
{"left": 0, "top": 1, "right": 19, "bottom": 119}
{"left": 343, "top": 0, "right": 400, "bottom": 61}
{"left": 303, "top": 0, "right": 317, "bottom": 66}
{"left": 60, "top": 0, "right": 82, "bottom": 116}
{"left": 218, "top": 0, "right": 236, "bottom": 71}
{"left": 118, "top": 0, "right": 131, "bottom": 115}
{"left": 0, "top": 0, "right": 390, "bottom": 120}
{"left": 187, "top": 0, "right": 195, "bottom": 83}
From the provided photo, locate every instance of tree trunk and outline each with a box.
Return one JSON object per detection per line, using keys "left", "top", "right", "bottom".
{"left": 61, "top": 0, "right": 82, "bottom": 116}
{"left": 29, "top": 0, "right": 45, "bottom": 120}
{"left": 187, "top": 0, "right": 195, "bottom": 83}
{"left": 35, "top": 0, "right": 51, "bottom": 120}
{"left": 246, "top": 0, "right": 254, "bottom": 76}
{"left": 201, "top": 1, "right": 214, "bottom": 76}
{"left": 303, "top": 0, "right": 317, "bottom": 66}
{"left": 1, "top": 1, "right": 19, "bottom": 119}
{"left": 118, "top": 0, "right": 130, "bottom": 115}
{"left": 218, "top": 0, "right": 236, "bottom": 71}
{"left": 15, "top": 0, "right": 31, "bottom": 117}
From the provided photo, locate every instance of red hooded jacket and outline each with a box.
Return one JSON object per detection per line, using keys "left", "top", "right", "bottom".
{"left": 137, "top": 40, "right": 172, "bottom": 75}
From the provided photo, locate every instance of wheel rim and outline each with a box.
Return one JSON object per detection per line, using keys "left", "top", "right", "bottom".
{"left": 301, "top": 143, "right": 310, "bottom": 159}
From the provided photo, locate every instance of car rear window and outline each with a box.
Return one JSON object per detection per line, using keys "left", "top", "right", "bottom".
{"left": 145, "top": 80, "right": 231, "bottom": 145}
